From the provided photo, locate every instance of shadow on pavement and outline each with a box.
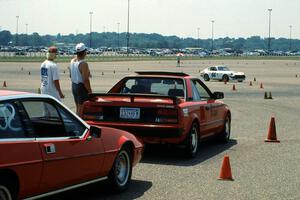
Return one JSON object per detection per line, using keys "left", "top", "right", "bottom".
{"left": 141, "top": 139, "right": 237, "bottom": 166}
{"left": 41, "top": 179, "right": 152, "bottom": 200}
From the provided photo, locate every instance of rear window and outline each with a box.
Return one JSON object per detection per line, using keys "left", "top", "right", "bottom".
{"left": 0, "top": 102, "right": 26, "bottom": 138}
{"left": 120, "top": 77, "right": 185, "bottom": 97}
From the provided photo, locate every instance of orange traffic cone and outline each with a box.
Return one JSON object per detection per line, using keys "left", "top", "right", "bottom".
{"left": 232, "top": 84, "right": 236, "bottom": 91}
{"left": 219, "top": 155, "right": 234, "bottom": 181}
{"left": 264, "top": 92, "right": 268, "bottom": 99}
{"left": 249, "top": 81, "right": 252, "bottom": 86}
{"left": 3, "top": 81, "right": 7, "bottom": 87}
{"left": 268, "top": 92, "right": 273, "bottom": 99}
{"left": 260, "top": 83, "right": 264, "bottom": 89}
{"left": 265, "top": 116, "right": 280, "bottom": 143}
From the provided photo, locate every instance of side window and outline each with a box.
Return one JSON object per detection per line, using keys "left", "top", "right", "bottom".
{"left": 57, "top": 106, "right": 86, "bottom": 137}
{"left": 210, "top": 67, "right": 217, "bottom": 71}
{"left": 0, "top": 102, "right": 26, "bottom": 138}
{"left": 22, "top": 100, "right": 67, "bottom": 138}
{"left": 192, "top": 80, "right": 211, "bottom": 101}
{"left": 121, "top": 79, "right": 135, "bottom": 93}
{"left": 191, "top": 81, "right": 201, "bottom": 101}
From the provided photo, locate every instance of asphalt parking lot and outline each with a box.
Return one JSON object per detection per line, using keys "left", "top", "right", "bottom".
{"left": 0, "top": 59, "right": 299, "bottom": 199}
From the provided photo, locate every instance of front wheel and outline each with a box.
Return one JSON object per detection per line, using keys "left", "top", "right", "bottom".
{"left": 217, "top": 115, "right": 231, "bottom": 143}
{"left": 204, "top": 74, "right": 210, "bottom": 81}
{"left": 185, "top": 123, "right": 200, "bottom": 158}
{"left": 0, "top": 184, "right": 14, "bottom": 200}
{"left": 222, "top": 74, "right": 229, "bottom": 82}
{"left": 108, "top": 146, "right": 132, "bottom": 192}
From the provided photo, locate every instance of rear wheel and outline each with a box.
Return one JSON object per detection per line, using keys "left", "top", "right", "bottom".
{"left": 108, "top": 146, "right": 132, "bottom": 192}
{"left": 185, "top": 123, "right": 199, "bottom": 158}
{"left": 204, "top": 74, "right": 210, "bottom": 81}
{"left": 218, "top": 115, "right": 231, "bottom": 143}
{"left": 222, "top": 74, "right": 229, "bottom": 82}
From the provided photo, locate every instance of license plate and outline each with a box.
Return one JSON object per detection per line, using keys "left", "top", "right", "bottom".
{"left": 120, "top": 107, "right": 140, "bottom": 119}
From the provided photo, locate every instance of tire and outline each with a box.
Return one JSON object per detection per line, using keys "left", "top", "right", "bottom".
{"left": 203, "top": 74, "right": 210, "bottom": 81}
{"left": 185, "top": 123, "right": 200, "bottom": 158}
{"left": 0, "top": 180, "right": 15, "bottom": 200}
{"left": 217, "top": 115, "right": 231, "bottom": 143}
{"left": 222, "top": 74, "right": 229, "bottom": 82}
{"left": 108, "top": 146, "right": 132, "bottom": 192}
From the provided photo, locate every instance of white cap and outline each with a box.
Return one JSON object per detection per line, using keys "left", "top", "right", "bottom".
{"left": 75, "top": 43, "right": 87, "bottom": 53}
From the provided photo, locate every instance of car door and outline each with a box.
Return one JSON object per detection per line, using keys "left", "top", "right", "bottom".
{"left": 20, "top": 99, "right": 105, "bottom": 193}
{"left": 209, "top": 67, "right": 217, "bottom": 80}
{"left": 191, "top": 79, "right": 222, "bottom": 136}
{"left": 0, "top": 100, "right": 42, "bottom": 197}
{"left": 189, "top": 80, "right": 211, "bottom": 137}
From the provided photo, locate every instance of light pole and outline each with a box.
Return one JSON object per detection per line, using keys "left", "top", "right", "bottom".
{"left": 117, "top": 22, "right": 120, "bottom": 49}
{"left": 197, "top": 27, "right": 200, "bottom": 48}
{"left": 103, "top": 26, "right": 106, "bottom": 33}
{"left": 89, "top": 11, "right": 93, "bottom": 48}
{"left": 211, "top": 20, "right": 215, "bottom": 52}
{"left": 289, "top": 25, "right": 292, "bottom": 51}
{"left": 16, "top": 16, "right": 19, "bottom": 46}
{"left": 25, "top": 23, "right": 28, "bottom": 35}
{"left": 267, "top": 8, "right": 272, "bottom": 52}
{"left": 126, "top": 0, "right": 130, "bottom": 57}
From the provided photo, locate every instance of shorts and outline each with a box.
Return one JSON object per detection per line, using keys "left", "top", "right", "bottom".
{"left": 72, "top": 82, "right": 89, "bottom": 105}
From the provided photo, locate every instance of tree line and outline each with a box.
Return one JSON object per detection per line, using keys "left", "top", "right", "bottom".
{"left": 0, "top": 30, "right": 299, "bottom": 51}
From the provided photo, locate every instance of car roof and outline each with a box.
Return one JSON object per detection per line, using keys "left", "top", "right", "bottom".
{"left": 135, "top": 71, "right": 190, "bottom": 77}
{"left": 0, "top": 90, "right": 51, "bottom": 101}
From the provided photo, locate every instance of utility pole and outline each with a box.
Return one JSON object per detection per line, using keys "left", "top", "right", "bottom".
{"left": 197, "top": 27, "right": 200, "bottom": 48}
{"left": 211, "top": 20, "right": 215, "bottom": 52}
{"left": 89, "top": 11, "right": 93, "bottom": 48}
{"left": 16, "top": 16, "right": 19, "bottom": 46}
{"left": 117, "top": 22, "right": 120, "bottom": 50}
{"left": 268, "top": 8, "right": 272, "bottom": 52}
{"left": 289, "top": 25, "right": 292, "bottom": 51}
{"left": 126, "top": 0, "right": 130, "bottom": 57}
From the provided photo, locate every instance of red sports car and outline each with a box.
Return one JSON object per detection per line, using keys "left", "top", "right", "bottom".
{"left": 82, "top": 71, "right": 231, "bottom": 158}
{"left": 0, "top": 90, "right": 143, "bottom": 200}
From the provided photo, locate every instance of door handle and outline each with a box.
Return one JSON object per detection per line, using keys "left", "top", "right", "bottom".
{"left": 44, "top": 143, "right": 56, "bottom": 154}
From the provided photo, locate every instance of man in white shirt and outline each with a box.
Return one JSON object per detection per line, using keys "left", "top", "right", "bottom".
{"left": 69, "top": 43, "right": 92, "bottom": 115}
{"left": 40, "top": 46, "right": 64, "bottom": 101}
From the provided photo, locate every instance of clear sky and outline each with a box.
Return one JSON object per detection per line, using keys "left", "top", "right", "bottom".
{"left": 0, "top": 0, "right": 299, "bottom": 39}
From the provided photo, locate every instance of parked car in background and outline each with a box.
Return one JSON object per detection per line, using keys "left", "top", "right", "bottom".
{"left": 0, "top": 90, "right": 143, "bottom": 200}
{"left": 200, "top": 66, "right": 246, "bottom": 82}
{"left": 81, "top": 71, "right": 231, "bottom": 158}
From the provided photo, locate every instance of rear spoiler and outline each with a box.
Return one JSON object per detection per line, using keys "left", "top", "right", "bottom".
{"left": 88, "top": 93, "right": 180, "bottom": 105}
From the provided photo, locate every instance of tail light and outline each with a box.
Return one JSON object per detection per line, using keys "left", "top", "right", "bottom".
{"left": 155, "top": 108, "right": 178, "bottom": 123}
{"left": 82, "top": 105, "right": 104, "bottom": 121}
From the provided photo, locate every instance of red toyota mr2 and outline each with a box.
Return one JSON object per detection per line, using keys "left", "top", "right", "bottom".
{"left": 0, "top": 90, "right": 143, "bottom": 200}
{"left": 82, "top": 71, "right": 231, "bottom": 158}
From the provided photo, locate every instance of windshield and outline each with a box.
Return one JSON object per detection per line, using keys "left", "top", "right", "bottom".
{"left": 120, "top": 77, "right": 185, "bottom": 97}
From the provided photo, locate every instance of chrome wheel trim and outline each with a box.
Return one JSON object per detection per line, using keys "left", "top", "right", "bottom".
{"left": 191, "top": 126, "right": 198, "bottom": 153}
{"left": 115, "top": 150, "right": 130, "bottom": 187}
{"left": 0, "top": 186, "right": 12, "bottom": 200}
{"left": 225, "top": 118, "right": 231, "bottom": 140}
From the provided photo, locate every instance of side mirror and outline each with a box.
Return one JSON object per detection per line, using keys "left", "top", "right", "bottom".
{"left": 213, "top": 92, "right": 224, "bottom": 99}
{"left": 90, "top": 126, "right": 101, "bottom": 138}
